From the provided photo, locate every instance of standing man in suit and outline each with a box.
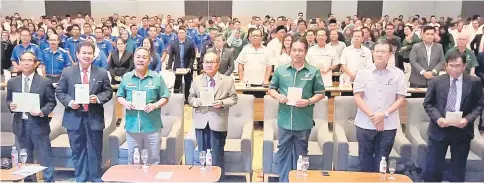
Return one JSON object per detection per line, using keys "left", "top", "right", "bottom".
{"left": 422, "top": 52, "right": 484, "bottom": 182}
{"left": 206, "top": 34, "right": 235, "bottom": 76}
{"left": 469, "top": 26, "right": 483, "bottom": 56}
{"left": 55, "top": 41, "right": 113, "bottom": 182}
{"left": 167, "top": 26, "right": 196, "bottom": 103}
{"left": 6, "top": 51, "right": 56, "bottom": 182}
{"left": 477, "top": 52, "right": 484, "bottom": 131}
{"left": 188, "top": 52, "right": 238, "bottom": 180}
{"left": 409, "top": 26, "right": 446, "bottom": 88}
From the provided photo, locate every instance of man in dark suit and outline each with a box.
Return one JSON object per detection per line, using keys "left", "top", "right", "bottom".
{"left": 167, "top": 26, "right": 196, "bottom": 103}
{"left": 422, "top": 52, "right": 484, "bottom": 182}
{"left": 470, "top": 27, "right": 483, "bottom": 55}
{"left": 206, "top": 34, "right": 235, "bottom": 76}
{"left": 55, "top": 41, "right": 113, "bottom": 182}
{"left": 6, "top": 51, "right": 56, "bottom": 182}
{"left": 476, "top": 52, "right": 484, "bottom": 131}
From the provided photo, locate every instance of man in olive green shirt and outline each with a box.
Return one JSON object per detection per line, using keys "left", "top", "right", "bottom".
{"left": 268, "top": 38, "right": 325, "bottom": 182}
{"left": 117, "top": 48, "right": 171, "bottom": 164}
{"left": 445, "top": 33, "right": 478, "bottom": 75}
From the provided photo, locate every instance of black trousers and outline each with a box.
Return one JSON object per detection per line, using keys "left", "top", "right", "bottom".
{"left": 174, "top": 72, "right": 193, "bottom": 103}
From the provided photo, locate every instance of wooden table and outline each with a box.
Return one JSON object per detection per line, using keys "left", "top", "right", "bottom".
{"left": 0, "top": 164, "right": 44, "bottom": 182}
{"left": 289, "top": 170, "right": 413, "bottom": 182}
{"left": 102, "top": 165, "right": 221, "bottom": 182}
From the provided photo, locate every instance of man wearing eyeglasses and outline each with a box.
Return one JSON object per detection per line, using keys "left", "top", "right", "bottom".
{"left": 353, "top": 39, "right": 407, "bottom": 172}
{"left": 188, "top": 52, "right": 238, "bottom": 180}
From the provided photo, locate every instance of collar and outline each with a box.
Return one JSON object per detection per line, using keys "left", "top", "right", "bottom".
{"left": 22, "top": 73, "right": 34, "bottom": 80}
{"left": 79, "top": 65, "right": 91, "bottom": 73}
{"left": 287, "top": 62, "right": 309, "bottom": 71}
{"left": 132, "top": 69, "right": 154, "bottom": 79}
{"left": 424, "top": 42, "right": 433, "bottom": 48}
{"left": 48, "top": 47, "right": 60, "bottom": 53}
{"left": 20, "top": 43, "right": 32, "bottom": 48}
{"left": 370, "top": 63, "right": 393, "bottom": 72}
{"left": 317, "top": 43, "right": 326, "bottom": 49}
{"left": 205, "top": 72, "right": 220, "bottom": 82}
{"left": 450, "top": 74, "right": 463, "bottom": 82}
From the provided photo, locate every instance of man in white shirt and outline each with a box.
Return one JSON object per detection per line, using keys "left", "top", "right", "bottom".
{"left": 236, "top": 29, "right": 272, "bottom": 97}
{"left": 340, "top": 30, "right": 373, "bottom": 85}
{"left": 329, "top": 30, "right": 346, "bottom": 59}
{"left": 267, "top": 26, "right": 286, "bottom": 64}
{"left": 428, "top": 15, "right": 440, "bottom": 27}
{"left": 353, "top": 39, "right": 407, "bottom": 172}
{"left": 306, "top": 29, "right": 339, "bottom": 80}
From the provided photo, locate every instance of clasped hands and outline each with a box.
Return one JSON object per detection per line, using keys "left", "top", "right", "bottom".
{"left": 192, "top": 99, "right": 223, "bottom": 108}
{"left": 370, "top": 112, "right": 385, "bottom": 131}
{"left": 276, "top": 94, "right": 309, "bottom": 108}
{"left": 437, "top": 117, "right": 468, "bottom": 129}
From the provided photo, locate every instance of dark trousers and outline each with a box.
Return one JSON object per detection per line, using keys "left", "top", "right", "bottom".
{"left": 422, "top": 136, "right": 470, "bottom": 182}
{"left": 242, "top": 91, "right": 266, "bottom": 98}
{"left": 16, "top": 119, "right": 55, "bottom": 182}
{"left": 174, "top": 71, "right": 193, "bottom": 103}
{"left": 276, "top": 127, "right": 311, "bottom": 182}
{"left": 67, "top": 113, "right": 103, "bottom": 182}
{"left": 195, "top": 124, "right": 227, "bottom": 180}
{"left": 356, "top": 126, "right": 397, "bottom": 172}
{"left": 45, "top": 75, "right": 61, "bottom": 83}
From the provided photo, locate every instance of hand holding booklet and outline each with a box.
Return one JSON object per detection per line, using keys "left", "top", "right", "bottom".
{"left": 445, "top": 111, "right": 463, "bottom": 125}
{"left": 75, "top": 84, "right": 90, "bottom": 104}
{"left": 286, "top": 87, "right": 302, "bottom": 106}
{"left": 12, "top": 92, "right": 40, "bottom": 112}
{"left": 199, "top": 87, "right": 215, "bottom": 106}
{"left": 132, "top": 90, "right": 147, "bottom": 110}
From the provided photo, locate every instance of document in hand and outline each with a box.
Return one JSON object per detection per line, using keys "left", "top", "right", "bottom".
{"left": 199, "top": 87, "right": 215, "bottom": 106}
{"left": 445, "top": 111, "right": 463, "bottom": 125}
{"left": 313, "top": 63, "right": 333, "bottom": 87}
{"left": 286, "top": 87, "right": 303, "bottom": 106}
{"left": 132, "top": 90, "right": 147, "bottom": 110}
{"left": 12, "top": 92, "right": 41, "bottom": 112}
{"left": 75, "top": 84, "right": 90, "bottom": 104}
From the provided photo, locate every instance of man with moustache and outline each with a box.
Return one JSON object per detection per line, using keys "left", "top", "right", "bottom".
{"left": 55, "top": 41, "right": 113, "bottom": 182}
{"left": 41, "top": 33, "right": 72, "bottom": 82}
{"left": 6, "top": 51, "right": 57, "bottom": 182}
{"left": 188, "top": 52, "right": 238, "bottom": 180}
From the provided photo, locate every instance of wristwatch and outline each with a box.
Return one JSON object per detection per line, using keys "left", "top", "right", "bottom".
{"left": 384, "top": 111, "right": 390, "bottom": 118}
{"left": 307, "top": 99, "right": 313, "bottom": 106}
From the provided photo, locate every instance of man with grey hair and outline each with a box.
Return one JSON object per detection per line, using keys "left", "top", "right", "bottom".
{"left": 206, "top": 34, "right": 235, "bottom": 75}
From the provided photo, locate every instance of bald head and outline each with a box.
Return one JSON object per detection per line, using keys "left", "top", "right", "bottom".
{"left": 456, "top": 33, "right": 468, "bottom": 48}
{"left": 202, "top": 52, "right": 220, "bottom": 76}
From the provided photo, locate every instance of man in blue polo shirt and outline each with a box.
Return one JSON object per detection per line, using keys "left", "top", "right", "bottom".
{"left": 193, "top": 24, "right": 210, "bottom": 53}
{"left": 138, "top": 17, "right": 150, "bottom": 38}
{"left": 129, "top": 24, "right": 143, "bottom": 47}
{"left": 94, "top": 27, "right": 113, "bottom": 60}
{"left": 11, "top": 29, "right": 43, "bottom": 71}
{"left": 41, "top": 34, "right": 72, "bottom": 82}
{"left": 80, "top": 23, "right": 94, "bottom": 39}
{"left": 148, "top": 26, "right": 166, "bottom": 61}
{"left": 159, "top": 24, "right": 178, "bottom": 48}
{"left": 63, "top": 24, "right": 85, "bottom": 63}
{"left": 186, "top": 19, "right": 199, "bottom": 40}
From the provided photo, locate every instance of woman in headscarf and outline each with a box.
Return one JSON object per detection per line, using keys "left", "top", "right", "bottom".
{"left": 438, "top": 25, "right": 455, "bottom": 53}
{"left": 343, "top": 24, "right": 354, "bottom": 46}
{"left": 85, "top": 36, "right": 109, "bottom": 69}
{"left": 227, "top": 29, "right": 243, "bottom": 58}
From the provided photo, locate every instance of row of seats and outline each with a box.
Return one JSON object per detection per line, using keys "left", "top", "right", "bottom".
{"left": 1, "top": 91, "right": 483, "bottom": 182}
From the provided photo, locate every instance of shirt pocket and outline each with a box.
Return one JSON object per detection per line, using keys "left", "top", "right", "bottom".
{"left": 145, "top": 87, "right": 158, "bottom": 102}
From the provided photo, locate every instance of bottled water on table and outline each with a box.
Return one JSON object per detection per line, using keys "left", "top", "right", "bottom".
{"left": 379, "top": 157, "right": 387, "bottom": 180}
{"left": 11, "top": 146, "right": 18, "bottom": 168}
{"left": 297, "top": 155, "right": 303, "bottom": 178}
{"left": 206, "top": 149, "right": 213, "bottom": 171}
{"left": 133, "top": 148, "right": 141, "bottom": 169}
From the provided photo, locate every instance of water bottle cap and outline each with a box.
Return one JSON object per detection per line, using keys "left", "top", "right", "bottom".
{"left": 207, "top": 149, "right": 211, "bottom": 153}
{"left": 299, "top": 155, "right": 302, "bottom": 159}
{"left": 12, "top": 146, "right": 16, "bottom": 150}
{"left": 382, "top": 157, "right": 386, "bottom": 160}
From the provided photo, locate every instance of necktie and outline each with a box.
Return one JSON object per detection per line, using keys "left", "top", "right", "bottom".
{"left": 82, "top": 69, "right": 89, "bottom": 111}
{"left": 217, "top": 49, "right": 221, "bottom": 57}
{"left": 209, "top": 78, "right": 215, "bottom": 88}
{"left": 23, "top": 77, "right": 30, "bottom": 119}
{"left": 446, "top": 78, "right": 458, "bottom": 112}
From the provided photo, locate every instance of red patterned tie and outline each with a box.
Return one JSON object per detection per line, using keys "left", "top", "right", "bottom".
{"left": 82, "top": 69, "right": 89, "bottom": 111}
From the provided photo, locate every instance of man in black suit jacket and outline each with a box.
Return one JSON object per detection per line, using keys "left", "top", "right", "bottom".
{"left": 167, "top": 26, "right": 196, "bottom": 103}
{"left": 470, "top": 28, "right": 483, "bottom": 55}
{"left": 55, "top": 41, "right": 113, "bottom": 182}
{"left": 422, "top": 52, "right": 484, "bottom": 182}
{"left": 5, "top": 51, "right": 56, "bottom": 182}
{"left": 476, "top": 52, "right": 484, "bottom": 131}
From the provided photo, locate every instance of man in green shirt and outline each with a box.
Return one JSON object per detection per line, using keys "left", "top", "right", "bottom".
{"left": 268, "top": 37, "right": 325, "bottom": 182}
{"left": 445, "top": 33, "right": 478, "bottom": 75}
{"left": 117, "top": 47, "right": 171, "bottom": 164}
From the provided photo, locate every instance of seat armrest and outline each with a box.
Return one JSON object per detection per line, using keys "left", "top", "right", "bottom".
{"left": 108, "top": 125, "right": 126, "bottom": 166}
{"left": 49, "top": 119, "right": 63, "bottom": 140}
{"left": 315, "top": 119, "right": 333, "bottom": 170}
{"left": 184, "top": 129, "right": 197, "bottom": 165}
{"left": 166, "top": 118, "right": 183, "bottom": 164}
{"left": 263, "top": 119, "right": 275, "bottom": 173}
{"left": 241, "top": 119, "right": 254, "bottom": 172}
{"left": 333, "top": 122, "right": 349, "bottom": 171}
{"left": 470, "top": 135, "right": 484, "bottom": 159}
{"left": 393, "top": 130, "right": 412, "bottom": 162}
{"left": 406, "top": 126, "right": 428, "bottom": 164}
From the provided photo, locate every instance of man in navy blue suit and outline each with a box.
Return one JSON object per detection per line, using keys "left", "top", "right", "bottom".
{"left": 422, "top": 52, "right": 484, "bottom": 182}
{"left": 55, "top": 41, "right": 113, "bottom": 182}
{"left": 475, "top": 51, "right": 484, "bottom": 131}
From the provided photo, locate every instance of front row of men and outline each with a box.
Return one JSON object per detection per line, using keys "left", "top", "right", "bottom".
{"left": 6, "top": 37, "right": 482, "bottom": 182}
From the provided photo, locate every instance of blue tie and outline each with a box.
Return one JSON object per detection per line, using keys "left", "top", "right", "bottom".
{"left": 446, "top": 78, "right": 458, "bottom": 112}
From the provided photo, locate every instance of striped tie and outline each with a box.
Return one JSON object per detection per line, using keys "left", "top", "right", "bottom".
{"left": 209, "top": 78, "right": 215, "bottom": 88}
{"left": 445, "top": 78, "right": 458, "bottom": 112}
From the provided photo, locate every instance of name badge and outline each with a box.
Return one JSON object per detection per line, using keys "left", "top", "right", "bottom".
{"left": 300, "top": 73, "right": 313, "bottom": 80}
{"left": 126, "top": 83, "right": 136, "bottom": 88}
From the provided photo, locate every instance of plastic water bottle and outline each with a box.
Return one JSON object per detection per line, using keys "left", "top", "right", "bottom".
{"left": 297, "top": 155, "right": 303, "bottom": 178}
{"left": 11, "top": 146, "right": 18, "bottom": 168}
{"left": 379, "top": 157, "right": 387, "bottom": 180}
{"left": 133, "top": 148, "right": 141, "bottom": 169}
{"left": 206, "top": 149, "right": 213, "bottom": 171}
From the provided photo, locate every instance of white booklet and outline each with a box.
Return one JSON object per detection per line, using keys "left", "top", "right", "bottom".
{"left": 12, "top": 165, "right": 47, "bottom": 177}
{"left": 286, "top": 87, "right": 302, "bottom": 106}
{"left": 75, "top": 84, "right": 90, "bottom": 104}
{"left": 132, "top": 90, "right": 147, "bottom": 110}
{"left": 199, "top": 87, "right": 215, "bottom": 106}
{"left": 12, "top": 92, "right": 40, "bottom": 112}
{"left": 445, "top": 111, "right": 463, "bottom": 125}
{"left": 155, "top": 171, "right": 173, "bottom": 180}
